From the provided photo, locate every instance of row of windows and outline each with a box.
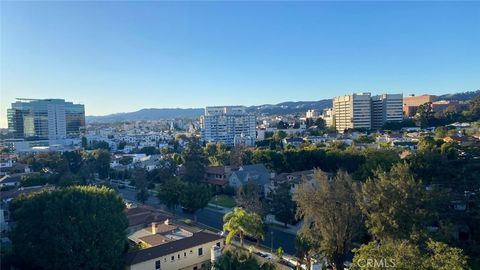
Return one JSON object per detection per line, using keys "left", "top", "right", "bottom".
{"left": 153, "top": 242, "right": 221, "bottom": 270}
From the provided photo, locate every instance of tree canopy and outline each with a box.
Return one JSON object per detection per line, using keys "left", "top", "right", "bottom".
{"left": 10, "top": 186, "right": 128, "bottom": 270}
{"left": 352, "top": 238, "right": 469, "bottom": 270}
{"left": 357, "top": 163, "right": 428, "bottom": 240}
{"left": 294, "top": 170, "right": 361, "bottom": 270}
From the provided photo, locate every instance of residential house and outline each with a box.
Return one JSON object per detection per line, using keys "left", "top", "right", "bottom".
{"left": 282, "top": 137, "right": 305, "bottom": 148}
{"left": 0, "top": 173, "right": 32, "bottom": 188}
{"left": 228, "top": 164, "right": 271, "bottom": 193}
{"left": 128, "top": 220, "right": 194, "bottom": 248}
{"left": 204, "top": 166, "right": 232, "bottom": 190}
{"left": 0, "top": 155, "right": 14, "bottom": 176}
{"left": 392, "top": 141, "right": 418, "bottom": 150}
{"left": 138, "top": 155, "right": 161, "bottom": 171}
{"left": 268, "top": 170, "right": 315, "bottom": 195}
{"left": 443, "top": 135, "right": 477, "bottom": 146}
{"left": 126, "top": 205, "right": 172, "bottom": 234}
{"left": 125, "top": 230, "right": 223, "bottom": 270}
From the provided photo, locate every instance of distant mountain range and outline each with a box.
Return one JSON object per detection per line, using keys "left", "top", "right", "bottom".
{"left": 86, "top": 108, "right": 205, "bottom": 123}
{"left": 437, "top": 90, "right": 480, "bottom": 102}
{"left": 86, "top": 99, "right": 333, "bottom": 123}
{"left": 86, "top": 90, "right": 479, "bottom": 123}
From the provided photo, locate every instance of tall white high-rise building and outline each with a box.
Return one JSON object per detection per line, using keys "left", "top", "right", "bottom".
{"left": 200, "top": 106, "right": 256, "bottom": 146}
{"left": 333, "top": 93, "right": 372, "bottom": 132}
{"left": 371, "top": 94, "right": 403, "bottom": 129}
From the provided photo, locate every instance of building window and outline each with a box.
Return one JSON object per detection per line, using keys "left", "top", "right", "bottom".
{"left": 155, "top": 260, "right": 161, "bottom": 270}
{"left": 171, "top": 255, "right": 174, "bottom": 261}
{"left": 198, "top": 247, "right": 203, "bottom": 256}
{"left": 184, "top": 252, "right": 187, "bottom": 257}
{"left": 178, "top": 254, "right": 181, "bottom": 259}
{"left": 216, "top": 242, "right": 221, "bottom": 247}
{"left": 193, "top": 267, "right": 198, "bottom": 270}
{"left": 164, "top": 258, "right": 166, "bottom": 262}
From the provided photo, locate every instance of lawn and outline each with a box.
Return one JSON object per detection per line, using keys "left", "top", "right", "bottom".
{"left": 210, "top": 194, "right": 236, "bottom": 208}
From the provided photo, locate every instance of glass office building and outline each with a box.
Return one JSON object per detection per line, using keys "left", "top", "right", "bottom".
{"left": 7, "top": 98, "right": 85, "bottom": 140}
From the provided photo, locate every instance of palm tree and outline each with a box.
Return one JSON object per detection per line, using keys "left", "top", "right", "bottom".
{"left": 223, "top": 207, "right": 264, "bottom": 247}
{"left": 295, "top": 235, "right": 313, "bottom": 270}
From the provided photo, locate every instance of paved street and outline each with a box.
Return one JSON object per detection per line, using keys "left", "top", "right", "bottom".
{"left": 118, "top": 188, "right": 297, "bottom": 255}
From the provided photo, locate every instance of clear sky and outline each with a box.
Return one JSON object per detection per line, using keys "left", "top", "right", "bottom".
{"left": 1, "top": 1, "right": 479, "bottom": 127}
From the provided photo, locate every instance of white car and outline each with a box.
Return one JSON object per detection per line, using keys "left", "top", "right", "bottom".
{"left": 257, "top": 251, "right": 273, "bottom": 260}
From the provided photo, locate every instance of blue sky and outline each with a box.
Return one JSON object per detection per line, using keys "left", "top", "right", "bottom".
{"left": 1, "top": 1, "right": 479, "bottom": 126}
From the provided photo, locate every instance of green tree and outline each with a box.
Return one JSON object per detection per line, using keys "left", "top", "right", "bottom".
{"left": 139, "top": 146, "right": 157, "bottom": 156}
{"left": 62, "top": 151, "right": 83, "bottom": 174}
{"left": 181, "top": 139, "right": 207, "bottom": 183}
{"left": 351, "top": 239, "right": 423, "bottom": 270}
{"left": 10, "top": 186, "right": 128, "bottom": 270}
{"left": 467, "top": 95, "right": 480, "bottom": 120}
{"left": 223, "top": 207, "right": 264, "bottom": 247}
{"left": 119, "top": 156, "right": 133, "bottom": 166}
{"left": 352, "top": 149, "right": 400, "bottom": 181}
{"left": 180, "top": 183, "right": 211, "bottom": 221}
{"left": 204, "top": 142, "right": 229, "bottom": 166}
{"left": 20, "top": 173, "right": 49, "bottom": 187}
{"left": 117, "top": 141, "right": 127, "bottom": 150}
{"left": 92, "top": 149, "right": 111, "bottom": 179}
{"left": 353, "top": 135, "right": 375, "bottom": 144}
{"left": 314, "top": 117, "right": 326, "bottom": 130}
{"left": 276, "top": 247, "right": 284, "bottom": 261}
{"left": 276, "top": 121, "right": 289, "bottom": 129}
{"left": 351, "top": 238, "right": 469, "bottom": 270}
{"left": 415, "top": 103, "right": 434, "bottom": 128}
{"left": 423, "top": 239, "right": 470, "bottom": 270}
{"left": 295, "top": 235, "right": 313, "bottom": 270}
{"left": 90, "top": 140, "right": 110, "bottom": 150}
{"left": 133, "top": 168, "right": 149, "bottom": 203}
{"left": 294, "top": 170, "right": 361, "bottom": 270}
{"left": 272, "top": 130, "right": 288, "bottom": 141}
{"left": 267, "top": 181, "right": 296, "bottom": 227}
{"left": 156, "top": 177, "right": 184, "bottom": 211}
{"left": 81, "top": 136, "right": 88, "bottom": 148}
{"left": 357, "top": 163, "right": 428, "bottom": 240}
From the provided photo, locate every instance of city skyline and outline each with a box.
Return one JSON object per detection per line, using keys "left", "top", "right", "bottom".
{"left": 1, "top": 1, "right": 479, "bottom": 127}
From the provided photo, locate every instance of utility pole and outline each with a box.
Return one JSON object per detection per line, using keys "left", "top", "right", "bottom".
{"left": 270, "top": 231, "right": 274, "bottom": 252}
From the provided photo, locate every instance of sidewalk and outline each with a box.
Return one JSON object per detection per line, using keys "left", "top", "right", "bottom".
{"left": 265, "top": 215, "right": 302, "bottom": 235}
{"left": 207, "top": 203, "right": 232, "bottom": 214}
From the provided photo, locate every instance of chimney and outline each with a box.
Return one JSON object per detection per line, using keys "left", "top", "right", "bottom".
{"left": 151, "top": 222, "right": 157, "bottom": 234}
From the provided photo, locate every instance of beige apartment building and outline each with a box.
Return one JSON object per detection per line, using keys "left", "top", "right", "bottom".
{"left": 125, "top": 231, "right": 223, "bottom": 270}
{"left": 333, "top": 93, "right": 372, "bottom": 132}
